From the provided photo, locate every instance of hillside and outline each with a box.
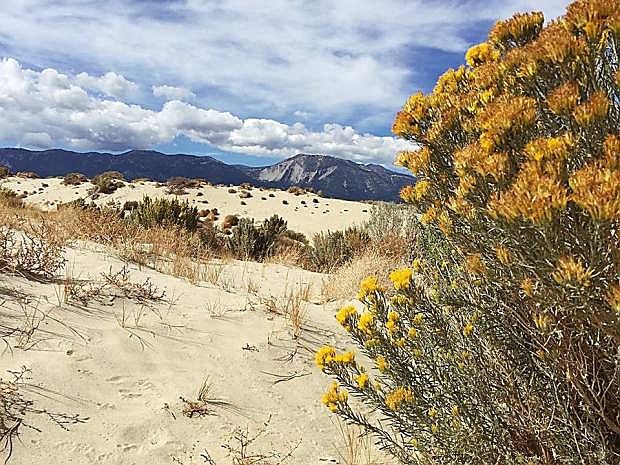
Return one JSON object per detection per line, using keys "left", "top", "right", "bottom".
{"left": 241, "top": 153, "right": 413, "bottom": 201}
{"left": 0, "top": 148, "right": 413, "bottom": 201}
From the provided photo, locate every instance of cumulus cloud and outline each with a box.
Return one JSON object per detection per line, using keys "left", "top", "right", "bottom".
{"left": 0, "top": 58, "right": 414, "bottom": 163}
{"left": 152, "top": 84, "right": 195, "bottom": 101}
{"left": 75, "top": 71, "right": 139, "bottom": 99}
{"left": 0, "top": 0, "right": 572, "bottom": 125}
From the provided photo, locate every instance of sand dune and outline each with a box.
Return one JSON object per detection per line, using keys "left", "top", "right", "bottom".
{"left": 0, "top": 177, "right": 385, "bottom": 464}
{"left": 1, "top": 177, "right": 371, "bottom": 238}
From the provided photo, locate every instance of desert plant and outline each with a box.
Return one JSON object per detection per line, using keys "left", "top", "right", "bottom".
{"left": 128, "top": 196, "right": 200, "bottom": 231}
{"left": 15, "top": 172, "right": 38, "bottom": 179}
{"left": 62, "top": 172, "right": 87, "bottom": 185}
{"left": 0, "top": 367, "right": 87, "bottom": 462}
{"left": 305, "top": 227, "right": 369, "bottom": 272}
{"left": 0, "top": 166, "right": 10, "bottom": 179}
{"left": 227, "top": 215, "right": 291, "bottom": 261}
{"left": 0, "top": 189, "right": 24, "bottom": 210}
{"left": 165, "top": 176, "right": 202, "bottom": 195}
{"left": 317, "top": 2, "right": 620, "bottom": 464}
{"left": 91, "top": 171, "right": 124, "bottom": 194}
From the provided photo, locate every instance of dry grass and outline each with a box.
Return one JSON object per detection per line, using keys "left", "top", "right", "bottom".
{"left": 320, "top": 250, "right": 402, "bottom": 303}
{"left": 333, "top": 421, "right": 388, "bottom": 465}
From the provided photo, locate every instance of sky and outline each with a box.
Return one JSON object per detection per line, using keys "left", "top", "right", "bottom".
{"left": 0, "top": 0, "right": 571, "bottom": 167}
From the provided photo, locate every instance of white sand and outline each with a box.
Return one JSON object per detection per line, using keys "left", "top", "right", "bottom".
{"left": 0, "top": 177, "right": 372, "bottom": 238}
{"left": 0, "top": 177, "right": 384, "bottom": 464}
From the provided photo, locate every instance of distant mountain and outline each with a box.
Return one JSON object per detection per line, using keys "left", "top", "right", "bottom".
{"left": 240, "top": 154, "right": 413, "bottom": 201}
{"left": 0, "top": 148, "right": 413, "bottom": 201}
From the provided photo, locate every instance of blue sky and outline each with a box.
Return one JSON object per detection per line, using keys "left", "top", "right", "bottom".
{"left": 0, "top": 0, "right": 571, "bottom": 167}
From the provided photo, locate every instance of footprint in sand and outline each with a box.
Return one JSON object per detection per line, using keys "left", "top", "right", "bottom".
{"left": 105, "top": 375, "right": 125, "bottom": 383}
{"left": 116, "top": 443, "right": 138, "bottom": 452}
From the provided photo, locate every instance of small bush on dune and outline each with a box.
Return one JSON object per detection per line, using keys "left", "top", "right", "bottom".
{"left": 305, "top": 227, "right": 370, "bottom": 272}
{"left": 15, "top": 171, "right": 38, "bottom": 179}
{"left": 318, "top": 2, "right": 620, "bottom": 464}
{"left": 128, "top": 196, "right": 200, "bottom": 232}
{"left": 0, "top": 188, "right": 25, "bottom": 209}
{"left": 165, "top": 176, "right": 202, "bottom": 195}
{"left": 62, "top": 172, "right": 87, "bottom": 185}
{"left": 0, "top": 166, "right": 10, "bottom": 178}
{"left": 91, "top": 171, "right": 124, "bottom": 194}
{"left": 226, "top": 214, "right": 304, "bottom": 261}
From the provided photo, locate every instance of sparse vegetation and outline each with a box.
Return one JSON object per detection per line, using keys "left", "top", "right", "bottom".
{"left": 62, "top": 172, "right": 87, "bottom": 185}
{"left": 128, "top": 196, "right": 201, "bottom": 231}
{"left": 91, "top": 171, "right": 124, "bottom": 194}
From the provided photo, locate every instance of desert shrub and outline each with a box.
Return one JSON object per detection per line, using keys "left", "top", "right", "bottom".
{"left": 317, "top": 2, "right": 620, "bottom": 464}
{"left": 364, "top": 202, "right": 418, "bottom": 249}
{"left": 0, "top": 166, "right": 10, "bottom": 178}
{"left": 198, "top": 220, "right": 225, "bottom": 253}
{"left": 222, "top": 214, "right": 239, "bottom": 229}
{"left": 165, "top": 176, "right": 202, "bottom": 195}
{"left": 0, "top": 221, "right": 66, "bottom": 280}
{"left": 15, "top": 171, "right": 38, "bottom": 179}
{"left": 62, "top": 172, "right": 87, "bottom": 185}
{"left": 305, "top": 227, "right": 369, "bottom": 272}
{"left": 227, "top": 214, "right": 291, "bottom": 261}
{"left": 128, "top": 196, "right": 200, "bottom": 231}
{"left": 0, "top": 188, "right": 24, "bottom": 209}
{"left": 91, "top": 171, "right": 124, "bottom": 194}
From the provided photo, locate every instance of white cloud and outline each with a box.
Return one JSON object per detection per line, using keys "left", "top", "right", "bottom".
{"left": 0, "top": 0, "right": 573, "bottom": 125}
{"left": 75, "top": 71, "right": 139, "bottom": 99}
{"left": 0, "top": 58, "right": 414, "bottom": 163}
{"left": 152, "top": 84, "right": 195, "bottom": 101}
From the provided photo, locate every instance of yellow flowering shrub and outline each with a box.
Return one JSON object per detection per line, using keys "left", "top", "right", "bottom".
{"left": 317, "top": 1, "right": 620, "bottom": 464}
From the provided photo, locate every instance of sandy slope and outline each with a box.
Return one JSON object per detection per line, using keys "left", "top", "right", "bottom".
{"left": 0, "top": 177, "right": 371, "bottom": 238}
{"left": 0, "top": 239, "right": 362, "bottom": 464}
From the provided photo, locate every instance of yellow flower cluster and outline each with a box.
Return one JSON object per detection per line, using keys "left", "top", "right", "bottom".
{"left": 389, "top": 267, "right": 413, "bottom": 290}
{"left": 395, "top": 147, "right": 431, "bottom": 175}
{"left": 524, "top": 134, "right": 573, "bottom": 166}
{"left": 606, "top": 284, "right": 620, "bottom": 314}
{"left": 487, "top": 161, "right": 568, "bottom": 223}
{"left": 315, "top": 346, "right": 336, "bottom": 371}
{"left": 357, "top": 276, "right": 381, "bottom": 301}
{"left": 573, "top": 91, "right": 609, "bottom": 127}
{"left": 385, "top": 387, "right": 414, "bottom": 411}
{"left": 434, "top": 66, "right": 469, "bottom": 96}
{"left": 476, "top": 95, "right": 536, "bottom": 152}
{"left": 488, "top": 11, "right": 544, "bottom": 48}
{"left": 547, "top": 81, "right": 579, "bottom": 114}
{"left": 564, "top": 0, "right": 618, "bottom": 39}
{"left": 463, "top": 322, "right": 474, "bottom": 337}
{"left": 569, "top": 159, "right": 620, "bottom": 220}
{"left": 336, "top": 305, "right": 358, "bottom": 331}
{"left": 520, "top": 277, "right": 535, "bottom": 298}
{"left": 420, "top": 206, "right": 438, "bottom": 225}
{"left": 552, "top": 256, "right": 592, "bottom": 287}
{"left": 385, "top": 310, "right": 400, "bottom": 334}
{"left": 392, "top": 92, "right": 429, "bottom": 139}
{"left": 376, "top": 355, "right": 389, "bottom": 372}
{"left": 465, "top": 253, "right": 486, "bottom": 275}
{"left": 454, "top": 143, "right": 511, "bottom": 183}
{"left": 466, "top": 42, "right": 500, "bottom": 67}
{"left": 315, "top": 347, "right": 355, "bottom": 370}
{"left": 494, "top": 244, "right": 511, "bottom": 265}
{"left": 400, "top": 180, "right": 430, "bottom": 203}
{"left": 321, "top": 382, "right": 349, "bottom": 412}
{"left": 354, "top": 372, "right": 369, "bottom": 390}
{"left": 357, "top": 311, "right": 376, "bottom": 336}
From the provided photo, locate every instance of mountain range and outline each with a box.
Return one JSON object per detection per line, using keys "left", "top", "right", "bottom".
{"left": 0, "top": 148, "right": 413, "bottom": 201}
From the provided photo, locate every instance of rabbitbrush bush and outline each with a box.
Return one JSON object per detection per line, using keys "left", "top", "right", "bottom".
{"left": 317, "top": 2, "right": 619, "bottom": 464}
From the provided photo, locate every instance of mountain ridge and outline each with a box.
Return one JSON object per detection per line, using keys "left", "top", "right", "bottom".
{"left": 0, "top": 148, "right": 413, "bottom": 201}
